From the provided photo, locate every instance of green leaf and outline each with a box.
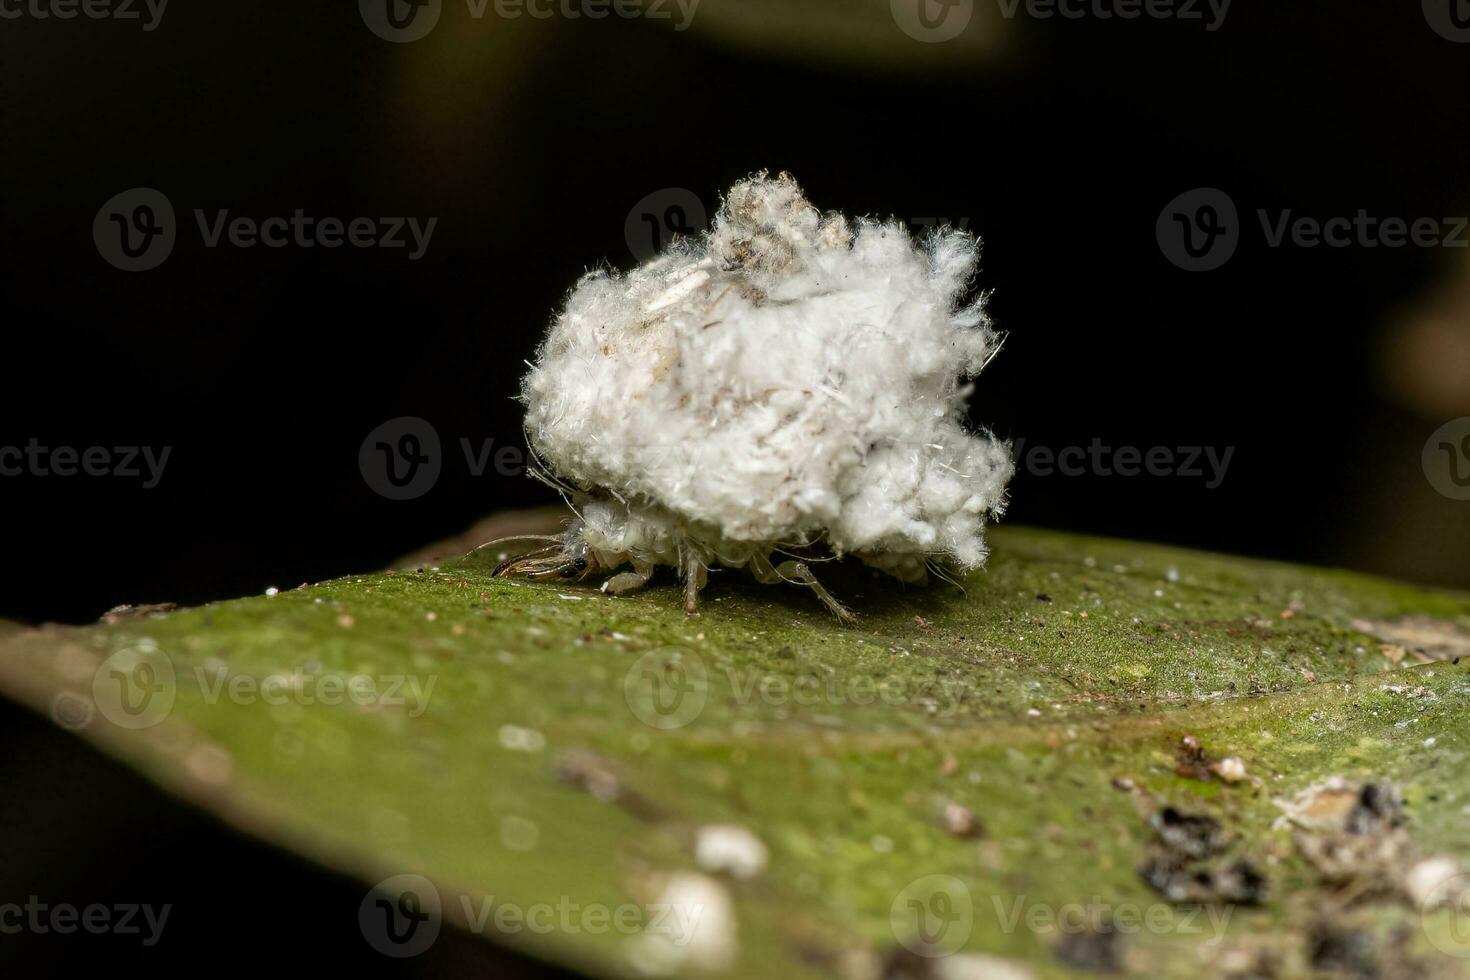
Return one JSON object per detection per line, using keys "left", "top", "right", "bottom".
{"left": 3, "top": 522, "right": 1469, "bottom": 977}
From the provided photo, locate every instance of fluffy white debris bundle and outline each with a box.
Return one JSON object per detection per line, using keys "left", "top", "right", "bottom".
{"left": 516, "top": 172, "right": 1012, "bottom": 613}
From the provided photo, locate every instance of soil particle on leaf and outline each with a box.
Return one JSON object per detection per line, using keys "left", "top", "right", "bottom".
{"left": 1276, "top": 777, "right": 1371, "bottom": 833}
{"left": 1351, "top": 616, "right": 1470, "bottom": 663}
{"left": 1214, "top": 756, "right": 1249, "bottom": 783}
{"left": 1402, "top": 855, "right": 1465, "bottom": 911}
{"left": 1139, "top": 853, "right": 1268, "bottom": 905}
{"left": 624, "top": 872, "right": 736, "bottom": 974}
{"left": 1286, "top": 780, "right": 1413, "bottom": 895}
{"left": 553, "top": 750, "right": 666, "bottom": 821}
{"left": 694, "top": 824, "right": 768, "bottom": 879}
{"left": 1175, "top": 734, "right": 1213, "bottom": 781}
{"left": 1283, "top": 777, "right": 1469, "bottom": 925}
{"left": 1213, "top": 945, "right": 1283, "bottom": 980}
{"left": 881, "top": 945, "right": 939, "bottom": 980}
{"left": 1344, "top": 783, "right": 1403, "bottom": 837}
{"left": 1294, "top": 827, "right": 1413, "bottom": 893}
{"left": 1138, "top": 806, "right": 1268, "bottom": 905}
{"left": 1052, "top": 918, "right": 1123, "bottom": 974}
{"left": 939, "top": 801, "right": 984, "bottom": 839}
{"left": 1174, "top": 734, "right": 1252, "bottom": 784}
{"left": 1309, "top": 925, "right": 1380, "bottom": 980}
{"left": 1305, "top": 922, "right": 1448, "bottom": 980}
{"left": 1151, "top": 806, "right": 1230, "bottom": 860}
{"left": 100, "top": 602, "right": 177, "bottom": 623}
{"left": 882, "top": 947, "right": 1035, "bottom": 980}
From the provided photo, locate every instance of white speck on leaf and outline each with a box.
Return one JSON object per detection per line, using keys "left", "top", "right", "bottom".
{"left": 695, "top": 825, "right": 768, "bottom": 879}
{"left": 498, "top": 725, "right": 546, "bottom": 753}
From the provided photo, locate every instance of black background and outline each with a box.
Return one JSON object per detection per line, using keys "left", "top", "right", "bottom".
{"left": 2, "top": 1, "right": 1468, "bottom": 975}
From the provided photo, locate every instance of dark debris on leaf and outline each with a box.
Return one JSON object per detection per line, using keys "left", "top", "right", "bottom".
{"left": 1139, "top": 853, "right": 1268, "bottom": 906}
{"left": 1345, "top": 783, "right": 1404, "bottom": 837}
{"left": 880, "top": 946, "right": 949, "bottom": 980}
{"left": 1151, "top": 806, "right": 1230, "bottom": 861}
{"left": 1175, "top": 734, "right": 1213, "bottom": 781}
{"left": 100, "top": 602, "right": 177, "bottom": 623}
{"left": 1139, "top": 806, "right": 1268, "bottom": 906}
{"left": 553, "top": 750, "right": 666, "bottom": 822}
{"left": 1053, "top": 919, "right": 1123, "bottom": 974}
{"left": 1309, "top": 926, "right": 1380, "bottom": 980}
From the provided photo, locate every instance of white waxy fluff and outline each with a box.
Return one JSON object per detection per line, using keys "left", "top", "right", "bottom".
{"left": 512, "top": 172, "right": 1012, "bottom": 616}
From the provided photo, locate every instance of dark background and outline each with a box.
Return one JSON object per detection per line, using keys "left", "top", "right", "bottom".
{"left": 2, "top": 1, "right": 1468, "bottom": 975}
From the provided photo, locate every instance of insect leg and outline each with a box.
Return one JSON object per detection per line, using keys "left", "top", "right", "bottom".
{"left": 603, "top": 558, "right": 655, "bottom": 596}
{"left": 683, "top": 563, "right": 707, "bottom": 617}
{"left": 773, "top": 560, "right": 855, "bottom": 623}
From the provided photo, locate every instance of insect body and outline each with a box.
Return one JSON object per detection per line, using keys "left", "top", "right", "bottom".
{"left": 494, "top": 173, "right": 1013, "bottom": 619}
